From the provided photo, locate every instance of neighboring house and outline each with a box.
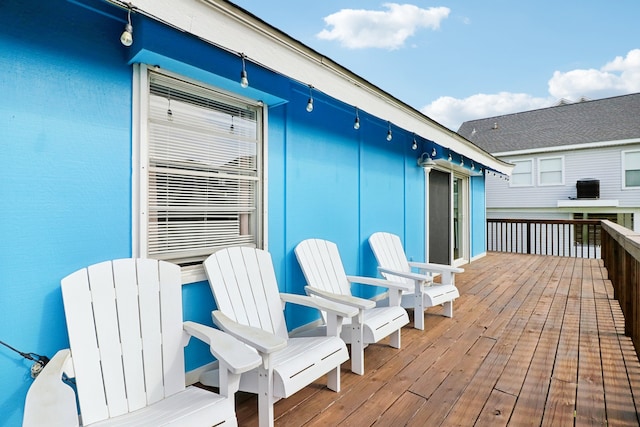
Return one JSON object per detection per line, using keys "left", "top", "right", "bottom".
{"left": 0, "top": 0, "right": 510, "bottom": 424}
{"left": 458, "top": 93, "right": 640, "bottom": 232}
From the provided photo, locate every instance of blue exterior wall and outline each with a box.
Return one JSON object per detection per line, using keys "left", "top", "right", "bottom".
{"left": 0, "top": 1, "right": 486, "bottom": 425}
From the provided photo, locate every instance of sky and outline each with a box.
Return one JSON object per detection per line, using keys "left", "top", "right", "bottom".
{"left": 229, "top": 0, "right": 640, "bottom": 131}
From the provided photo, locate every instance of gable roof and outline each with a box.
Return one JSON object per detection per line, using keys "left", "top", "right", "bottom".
{"left": 457, "top": 93, "right": 640, "bottom": 154}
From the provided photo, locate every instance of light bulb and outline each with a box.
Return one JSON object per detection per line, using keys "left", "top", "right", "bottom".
{"left": 240, "top": 70, "right": 249, "bottom": 88}
{"left": 386, "top": 129, "right": 392, "bottom": 141}
{"left": 354, "top": 116, "right": 360, "bottom": 129}
{"left": 120, "top": 23, "right": 133, "bottom": 46}
{"left": 412, "top": 137, "right": 418, "bottom": 150}
{"left": 306, "top": 98, "right": 314, "bottom": 112}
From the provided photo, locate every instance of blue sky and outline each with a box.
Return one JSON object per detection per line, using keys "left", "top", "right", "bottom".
{"left": 230, "top": 1, "right": 640, "bottom": 130}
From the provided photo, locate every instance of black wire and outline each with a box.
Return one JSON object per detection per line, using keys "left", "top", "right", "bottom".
{"left": 0, "top": 340, "right": 49, "bottom": 366}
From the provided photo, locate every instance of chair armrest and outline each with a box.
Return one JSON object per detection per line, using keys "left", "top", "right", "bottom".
{"left": 212, "top": 311, "right": 287, "bottom": 355}
{"left": 408, "top": 261, "right": 464, "bottom": 274}
{"left": 183, "top": 321, "right": 261, "bottom": 374}
{"left": 304, "top": 286, "right": 375, "bottom": 310}
{"left": 346, "top": 275, "right": 413, "bottom": 292}
{"left": 280, "top": 292, "right": 359, "bottom": 318}
{"left": 378, "top": 267, "right": 430, "bottom": 283}
{"left": 23, "top": 349, "right": 79, "bottom": 427}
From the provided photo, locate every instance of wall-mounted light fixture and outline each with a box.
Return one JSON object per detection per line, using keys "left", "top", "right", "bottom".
{"left": 386, "top": 121, "right": 393, "bottom": 141}
{"left": 240, "top": 54, "right": 249, "bottom": 88}
{"left": 306, "top": 85, "right": 314, "bottom": 112}
{"left": 354, "top": 107, "right": 360, "bottom": 129}
{"left": 120, "top": 4, "right": 133, "bottom": 47}
{"left": 417, "top": 152, "right": 437, "bottom": 172}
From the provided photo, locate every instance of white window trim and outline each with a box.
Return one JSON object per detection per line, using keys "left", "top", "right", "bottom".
{"left": 622, "top": 149, "right": 640, "bottom": 190}
{"left": 537, "top": 155, "right": 564, "bottom": 186}
{"left": 508, "top": 158, "right": 534, "bottom": 187}
{"left": 132, "top": 64, "right": 268, "bottom": 284}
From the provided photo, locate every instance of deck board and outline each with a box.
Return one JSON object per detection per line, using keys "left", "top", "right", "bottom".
{"left": 213, "top": 253, "right": 640, "bottom": 426}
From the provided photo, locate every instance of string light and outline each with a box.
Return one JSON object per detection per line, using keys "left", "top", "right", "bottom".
{"left": 240, "top": 54, "right": 249, "bottom": 88}
{"left": 412, "top": 134, "right": 418, "bottom": 150}
{"left": 353, "top": 107, "right": 360, "bottom": 129}
{"left": 432, "top": 147, "right": 437, "bottom": 157}
{"left": 386, "top": 121, "right": 392, "bottom": 141}
{"left": 306, "top": 85, "right": 314, "bottom": 112}
{"left": 120, "top": 5, "right": 133, "bottom": 47}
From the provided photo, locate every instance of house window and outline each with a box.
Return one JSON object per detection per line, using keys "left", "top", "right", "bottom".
{"left": 137, "top": 70, "right": 264, "bottom": 280}
{"left": 538, "top": 156, "right": 564, "bottom": 185}
{"left": 509, "top": 159, "right": 533, "bottom": 186}
{"left": 623, "top": 150, "right": 640, "bottom": 188}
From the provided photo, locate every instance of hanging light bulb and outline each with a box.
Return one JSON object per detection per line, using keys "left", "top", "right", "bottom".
{"left": 353, "top": 107, "right": 360, "bottom": 129}
{"left": 412, "top": 134, "right": 418, "bottom": 150}
{"left": 240, "top": 54, "right": 249, "bottom": 88}
{"left": 306, "top": 85, "right": 314, "bottom": 112}
{"left": 460, "top": 156, "right": 464, "bottom": 166}
{"left": 120, "top": 6, "right": 133, "bottom": 47}
{"left": 386, "top": 122, "right": 392, "bottom": 141}
{"left": 471, "top": 161, "right": 475, "bottom": 171}
{"left": 432, "top": 147, "right": 437, "bottom": 157}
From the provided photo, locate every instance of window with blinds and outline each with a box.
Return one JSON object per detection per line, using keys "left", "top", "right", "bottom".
{"left": 145, "top": 72, "right": 263, "bottom": 266}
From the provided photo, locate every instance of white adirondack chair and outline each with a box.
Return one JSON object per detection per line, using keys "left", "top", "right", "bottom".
{"left": 369, "top": 232, "right": 464, "bottom": 330}
{"left": 22, "top": 258, "right": 261, "bottom": 427}
{"left": 201, "top": 246, "right": 356, "bottom": 427}
{"left": 294, "top": 238, "right": 411, "bottom": 375}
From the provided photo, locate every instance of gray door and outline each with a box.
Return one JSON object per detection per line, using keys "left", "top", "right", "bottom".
{"left": 429, "top": 169, "right": 451, "bottom": 264}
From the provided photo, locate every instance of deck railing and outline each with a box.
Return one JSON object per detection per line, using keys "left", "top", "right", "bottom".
{"left": 487, "top": 218, "right": 602, "bottom": 258}
{"left": 601, "top": 220, "right": 640, "bottom": 355}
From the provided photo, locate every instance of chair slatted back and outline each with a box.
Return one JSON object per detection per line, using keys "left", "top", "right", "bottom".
{"left": 204, "top": 247, "right": 289, "bottom": 340}
{"left": 369, "top": 232, "right": 414, "bottom": 286}
{"left": 295, "top": 239, "right": 351, "bottom": 296}
{"left": 61, "top": 259, "right": 184, "bottom": 425}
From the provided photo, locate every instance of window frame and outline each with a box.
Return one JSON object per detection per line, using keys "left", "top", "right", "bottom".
{"left": 508, "top": 159, "right": 534, "bottom": 187}
{"left": 622, "top": 149, "right": 640, "bottom": 189}
{"left": 133, "top": 65, "right": 267, "bottom": 284}
{"left": 537, "top": 155, "right": 564, "bottom": 186}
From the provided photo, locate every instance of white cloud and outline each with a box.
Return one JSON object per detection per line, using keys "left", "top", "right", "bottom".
{"left": 422, "top": 93, "right": 551, "bottom": 131}
{"left": 317, "top": 3, "right": 450, "bottom": 50}
{"left": 422, "top": 49, "right": 640, "bottom": 131}
{"left": 548, "top": 49, "right": 640, "bottom": 99}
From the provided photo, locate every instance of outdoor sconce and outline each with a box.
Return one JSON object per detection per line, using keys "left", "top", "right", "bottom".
{"left": 417, "top": 152, "right": 437, "bottom": 172}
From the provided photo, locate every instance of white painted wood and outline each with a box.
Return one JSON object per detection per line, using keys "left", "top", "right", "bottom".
{"left": 294, "top": 239, "right": 409, "bottom": 375}
{"left": 369, "top": 232, "right": 463, "bottom": 330}
{"left": 61, "top": 267, "right": 109, "bottom": 424}
{"left": 111, "top": 259, "right": 146, "bottom": 412}
{"left": 86, "top": 261, "right": 128, "bottom": 419}
{"left": 24, "top": 258, "right": 259, "bottom": 426}
{"left": 202, "top": 247, "right": 351, "bottom": 427}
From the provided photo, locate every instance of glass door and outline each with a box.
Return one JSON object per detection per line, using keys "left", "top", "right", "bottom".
{"left": 453, "top": 175, "right": 468, "bottom": 264}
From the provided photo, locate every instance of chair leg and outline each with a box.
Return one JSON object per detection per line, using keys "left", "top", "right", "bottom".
{"left": 443, "top": 300, "right": 454, "bottom": 318}
{"left": 389, "top": 329, "right": 401, "bottom": 349}
{"left": 414, "top": 293, "right": 425, "bottom": 330}
{"left": 258, "top": 366, "right": 275, "bottom": 427}
{"left": 327, "top": 365, "right": 341, "bottom": 392}
{"left": 351, "top": 323, "right": 365, "bottom": 375}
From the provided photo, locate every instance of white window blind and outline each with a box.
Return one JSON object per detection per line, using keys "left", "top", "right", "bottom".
{"left": 510, "top": 160, "right": 533, "bottom": 186}
{"left": 624, "top": 150, "right": 640, "bottom": 188}
{"left": 539, "top": 157, "right": 563, "bottom": 185}
{"left": 146, "top": 72, "right": 262, "bottom": 266}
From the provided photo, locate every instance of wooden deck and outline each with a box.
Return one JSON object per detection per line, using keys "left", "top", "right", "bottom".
{"left": 228, "top": 253, "right": 640, "bottom": 426}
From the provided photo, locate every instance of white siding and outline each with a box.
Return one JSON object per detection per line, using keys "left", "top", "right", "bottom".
{"left": 486, "top": 143, "right": 640, "bottom": 210}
